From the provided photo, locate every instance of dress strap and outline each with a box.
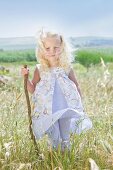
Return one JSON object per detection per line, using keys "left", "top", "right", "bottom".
{"left": 36, "top": 64, "right": 41, "bottom": 70}
{"left": 36, "top": 64, "right": 44, "bottom": 77}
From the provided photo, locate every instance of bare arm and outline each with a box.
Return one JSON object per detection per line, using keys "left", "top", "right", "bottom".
{"left": 27, "top": 66, "right": 40, "bottom": 94}
{"left": 68, "top": 68, "right": 82, "bottom": 97}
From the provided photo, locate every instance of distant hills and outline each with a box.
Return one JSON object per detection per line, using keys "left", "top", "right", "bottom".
{"left": 69, "top": 36, "right": 113, "bottom": 48}
{"left": 0, "top": 36, "right": 113, "bottom": 50}
{"left": 0, "top": 36, "right": 36, "bottom": 50}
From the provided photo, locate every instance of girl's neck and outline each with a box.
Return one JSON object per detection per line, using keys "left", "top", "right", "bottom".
{"left": 49, "top": 60, "right": 59, "bottom": 68}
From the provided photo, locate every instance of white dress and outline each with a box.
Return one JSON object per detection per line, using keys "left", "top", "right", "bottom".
{"left": 31, "top": 64, "right": 92, "bottom": 139}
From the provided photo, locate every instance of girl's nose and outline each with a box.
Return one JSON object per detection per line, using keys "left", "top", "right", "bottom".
{"left": 49, "top": 49, "right": 55, "bottom": 55}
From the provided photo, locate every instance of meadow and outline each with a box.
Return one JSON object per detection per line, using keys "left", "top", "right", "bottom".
{"left": 0, "top": 48, "right": 113, "bottom": 169}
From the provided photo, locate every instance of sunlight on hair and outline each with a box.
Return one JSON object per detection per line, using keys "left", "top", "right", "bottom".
{"left": 35, "top": 27, "right": 73, "bottom": 73}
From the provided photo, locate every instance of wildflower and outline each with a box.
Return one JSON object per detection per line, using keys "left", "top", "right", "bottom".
{"left": 5, "top": 151, "right": 10, "bottom": 160}
{"left": 4, "top": 142, "right": 14, "bottom": 152}
{"left": 88, "top": 158, "right": 100, "bottom": 170}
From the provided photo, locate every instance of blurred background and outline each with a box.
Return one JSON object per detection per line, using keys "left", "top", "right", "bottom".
{"left": 0, "top": 0, "right": 113, "bottom": 64}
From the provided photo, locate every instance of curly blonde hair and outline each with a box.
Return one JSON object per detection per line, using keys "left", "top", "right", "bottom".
{"left": 35, "top": 28, "right": 72, "bottom": 73}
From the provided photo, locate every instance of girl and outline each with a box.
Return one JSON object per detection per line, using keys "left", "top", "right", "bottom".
{"left": 21, "top": 29, "right": 92, "bottom": 152}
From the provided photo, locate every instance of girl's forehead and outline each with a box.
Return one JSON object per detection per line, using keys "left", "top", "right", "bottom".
{"left": 43, "top": 36, "right": 61, "bottom": 47}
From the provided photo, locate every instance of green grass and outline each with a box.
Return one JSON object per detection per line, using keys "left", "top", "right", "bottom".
{"left": 0, "top": 62, "right": 113, "bottom": 169}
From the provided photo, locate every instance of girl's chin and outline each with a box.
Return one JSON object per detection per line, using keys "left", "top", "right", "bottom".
{"left": 45, "top": 55, "right": 59, "bottom": 60}
{"left": 48, "top": 56, "right": 59, "bottom": 59}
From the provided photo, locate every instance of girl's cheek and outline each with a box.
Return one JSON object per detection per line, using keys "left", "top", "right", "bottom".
{"left": 44, "top": 51, "right": 50, "bottom": 56}
{"left": 56, "top": 49, "right": 62, "bottom": 55}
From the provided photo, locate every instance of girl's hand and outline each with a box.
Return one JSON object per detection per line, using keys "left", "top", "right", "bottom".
{"left": 21, "top": 67, "right": 29, "bottom": 77}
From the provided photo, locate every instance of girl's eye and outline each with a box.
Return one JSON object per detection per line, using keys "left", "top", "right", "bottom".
{"left": 55, "top": 47, "right": 59, "bottom": 49}
{"left": 45, "top": 47, "right": 60, "bottom": 51}
{"left": 46, "top": 48, "right": 50, "bottom": 50}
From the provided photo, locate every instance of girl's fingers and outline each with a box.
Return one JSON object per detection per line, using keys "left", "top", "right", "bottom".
{"left": 21, "top": 68, "right": 29, "bottom": 75}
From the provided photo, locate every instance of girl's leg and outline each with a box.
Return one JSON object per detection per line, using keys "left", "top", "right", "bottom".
{"left": 59, "top": 118, "right": 71, "bottom": 152}
{"left": 47, "top": 121, "right": 61, "bottom": 150}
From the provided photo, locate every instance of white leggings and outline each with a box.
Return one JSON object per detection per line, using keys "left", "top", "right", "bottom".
{"left": 47, "top": 117, "right": 71, "bottom": 151}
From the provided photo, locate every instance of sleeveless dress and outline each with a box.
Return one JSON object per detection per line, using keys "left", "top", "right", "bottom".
{"left": 31, "top": 64, "right": 92, "bottom": 139}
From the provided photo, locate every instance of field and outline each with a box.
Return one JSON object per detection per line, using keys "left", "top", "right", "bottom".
{"left": 0, "top": 48, "right": 113, "bottom": 169}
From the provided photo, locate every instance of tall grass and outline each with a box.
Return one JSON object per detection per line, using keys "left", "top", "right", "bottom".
{"left": 0, "top": 62, "right": 113, "bottom": 169}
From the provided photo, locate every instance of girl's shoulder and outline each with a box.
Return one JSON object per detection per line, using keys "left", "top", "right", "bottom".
{"left": 35, "top": 64, "right": 46, "bottom": 76}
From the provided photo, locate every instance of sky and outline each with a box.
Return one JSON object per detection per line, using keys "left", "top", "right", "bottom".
{"left": 0, "top": 0, "right": 113, "bottom": 38}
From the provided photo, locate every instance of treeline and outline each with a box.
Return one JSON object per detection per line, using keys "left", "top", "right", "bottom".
{"left": 0, "top": 48, "right": 113, "bottom": 68}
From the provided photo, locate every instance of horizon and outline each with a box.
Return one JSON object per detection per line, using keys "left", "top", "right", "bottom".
{"left": 1, "top": 35, "right": 113, "bottom": 39}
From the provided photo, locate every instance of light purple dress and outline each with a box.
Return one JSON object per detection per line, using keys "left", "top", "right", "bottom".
{"left": 31, "top": 64, "right": 92, "bottom": 139}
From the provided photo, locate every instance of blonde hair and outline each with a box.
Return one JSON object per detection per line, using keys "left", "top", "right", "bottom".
{"left": 35, "top": 28, "right": 72, "bottom": 72}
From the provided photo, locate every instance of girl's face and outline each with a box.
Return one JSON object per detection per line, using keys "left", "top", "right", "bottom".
{"left": 43, "top": 36, "right": 62, "bottom": 61}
